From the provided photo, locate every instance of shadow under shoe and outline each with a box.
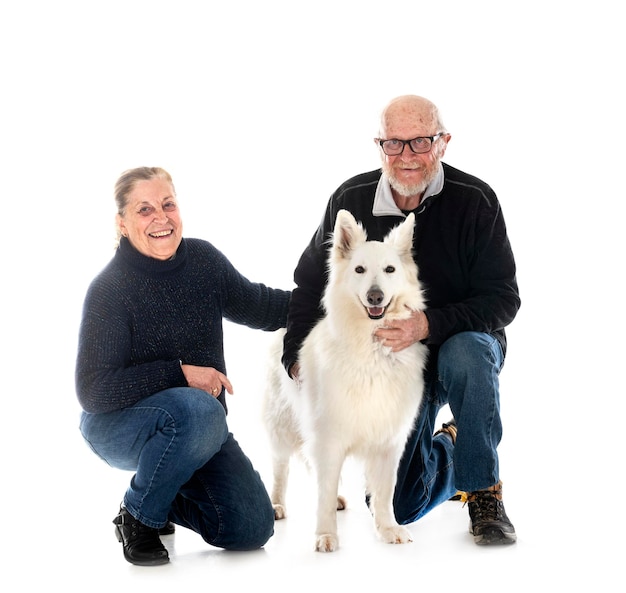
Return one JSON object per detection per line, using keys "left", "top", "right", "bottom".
{"left": 467, "top": 481, "right": 517, "bottom": 545}
{"left": 113, "top": 507, "right": 170, "bottom": 566}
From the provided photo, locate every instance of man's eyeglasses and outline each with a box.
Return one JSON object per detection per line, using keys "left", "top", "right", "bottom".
{"left": 375, "top": 133, "right": 444, "bottom": 156}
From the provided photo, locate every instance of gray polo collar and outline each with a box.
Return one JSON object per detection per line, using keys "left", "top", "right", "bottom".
{"left": 373, "top": 163, "right": 444, "bottom": 216}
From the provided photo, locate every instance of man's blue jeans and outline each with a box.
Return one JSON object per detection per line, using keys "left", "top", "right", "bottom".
{"left": 394, "top": 331, "right": 505, "bottom": 524}
{"left": 80, "top": 387, "right": 274, "bottom": 551}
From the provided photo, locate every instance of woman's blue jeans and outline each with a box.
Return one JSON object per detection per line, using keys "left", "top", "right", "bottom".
{"left": 393, "top": 331, "right": 505, "bottom": 524}
{"left": 80, "top": 387, "right": 274, "bottom": 551}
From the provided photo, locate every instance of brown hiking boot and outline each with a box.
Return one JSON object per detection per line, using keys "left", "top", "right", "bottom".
{"left": 434, "top": 421, "right": 467, "bottom": 502}
{"left": 467, "top": 480, "right": 517, "bottom": 545}
{"left": 434, "top": 419, "right": 457, "bottom": 444}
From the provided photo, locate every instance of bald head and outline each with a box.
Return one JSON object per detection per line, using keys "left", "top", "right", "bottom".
{"left": 379, "top": 95, "right": 446, "bottom": 138}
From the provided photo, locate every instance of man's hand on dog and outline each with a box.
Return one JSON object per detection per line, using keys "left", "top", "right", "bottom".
{"left": 375, "top": 309, "right": 429, "bottom": 352}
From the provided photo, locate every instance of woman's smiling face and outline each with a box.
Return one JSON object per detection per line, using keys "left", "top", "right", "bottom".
{"left": 117, "top": 177, "right": 183, "bottom": 260}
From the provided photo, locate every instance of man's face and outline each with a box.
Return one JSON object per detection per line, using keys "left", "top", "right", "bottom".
{"left": 378, "top": 105, "right": 449, "bottom": 198}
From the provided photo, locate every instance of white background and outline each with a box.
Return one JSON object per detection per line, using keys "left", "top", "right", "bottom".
{"left": 2, "top": 1, "right": 623, "bottom": 590}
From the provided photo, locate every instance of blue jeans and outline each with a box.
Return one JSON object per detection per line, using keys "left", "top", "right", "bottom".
{"left": 393, "top": 331, "right": 505, "bottom": 524}
{"left": 80, "top": 387, "right": 274, "bottom": 551}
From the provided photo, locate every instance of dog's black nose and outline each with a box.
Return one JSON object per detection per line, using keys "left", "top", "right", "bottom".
{"left": 367, "top": 287, "right": 384, "bottom": 306}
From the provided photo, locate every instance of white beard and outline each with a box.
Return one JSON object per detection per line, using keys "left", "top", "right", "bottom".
{"left": 388, "top": 176, "right": 429, "bottom": 198}
{"left": 384, "top": 162, "right": 439, "bottom": 199}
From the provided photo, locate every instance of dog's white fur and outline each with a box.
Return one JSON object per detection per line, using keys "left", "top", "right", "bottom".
{"left": 262, "top": 210, "right": 427, "bottom": 552}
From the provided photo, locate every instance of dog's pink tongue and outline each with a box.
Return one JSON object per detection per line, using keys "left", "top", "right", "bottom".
{"left": 368, "top": 307, "right": 384, "bottom": 318}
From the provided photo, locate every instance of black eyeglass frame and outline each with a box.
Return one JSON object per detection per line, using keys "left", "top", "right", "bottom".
{"left": 375, "top": 132, "right": 445, "bottom": 155}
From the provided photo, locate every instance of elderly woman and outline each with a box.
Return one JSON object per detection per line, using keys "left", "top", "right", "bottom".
{"left": 76, "top": 167, "right": 290, "bottom": 566}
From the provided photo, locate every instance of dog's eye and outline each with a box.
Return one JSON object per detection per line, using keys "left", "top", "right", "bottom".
{"left": 385, "top": 266, "right": 396, "bottom": 273}
{"left": 355, "top": 266, "right": 365, "bottom": 274}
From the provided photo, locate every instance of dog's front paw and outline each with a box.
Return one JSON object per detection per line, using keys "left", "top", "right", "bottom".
{"left": 378, "top": 525, "right": 413, "bottom": 544}
{"left": 273, "top": 504, "right": 287, "bottom": 520}
{"left": 315, "top": 533, "right": 339, "bottom": 552}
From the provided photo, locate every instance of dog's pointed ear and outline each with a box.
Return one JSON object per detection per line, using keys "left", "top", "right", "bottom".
{"left": 333, "top": 210, "right": 367, "bottom": 257}
{"left": 385, "top": 213, "right": 415, "bottom": 256}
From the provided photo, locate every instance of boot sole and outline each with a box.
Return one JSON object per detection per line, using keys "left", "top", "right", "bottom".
{"left": 471, "top": 525, "right": 517, "bottom": 545}
{"left": 123, "top": 549, "right": 170, "bottom": 566}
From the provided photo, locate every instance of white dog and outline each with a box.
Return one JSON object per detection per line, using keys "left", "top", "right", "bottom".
{"left": 262, "top": 210, "right": 427, "bottom": 552}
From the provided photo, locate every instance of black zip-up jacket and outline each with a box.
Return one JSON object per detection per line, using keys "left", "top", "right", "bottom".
{"left": 282, "top": 163, "right": 520, "bottom": 379}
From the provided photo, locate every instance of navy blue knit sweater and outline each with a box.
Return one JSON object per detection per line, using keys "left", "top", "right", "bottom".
{"left": 76, "top": 237, "right": 290, "bottom": 414}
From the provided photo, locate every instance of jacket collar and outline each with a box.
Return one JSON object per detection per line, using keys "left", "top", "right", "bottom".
{"left": 373, "top": 163, "right": 444, "bottom": 216}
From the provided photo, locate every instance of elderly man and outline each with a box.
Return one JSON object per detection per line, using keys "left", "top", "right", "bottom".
{"left": 282, "top": 95, "right": 520, "bottom": 545}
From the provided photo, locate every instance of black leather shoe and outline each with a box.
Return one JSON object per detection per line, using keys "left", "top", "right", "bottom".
{"left": 112, "top": 507, "right": 170, "bottom": 566}
{"left": 159, "top": 521, "right": 175, "bottom": 536}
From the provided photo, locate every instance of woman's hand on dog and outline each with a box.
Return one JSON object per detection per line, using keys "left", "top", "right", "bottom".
{"left": 289, "top": 363, "right": 302, "bottom": 387}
